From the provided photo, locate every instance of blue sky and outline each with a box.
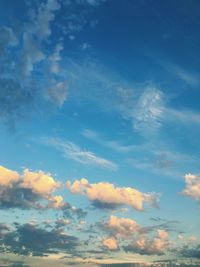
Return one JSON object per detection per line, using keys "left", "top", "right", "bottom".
{"left": 0, "top": 0, "right": 200, "bottom": 266}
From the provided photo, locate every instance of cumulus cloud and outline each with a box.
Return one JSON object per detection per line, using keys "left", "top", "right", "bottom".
{"left": 102, "top": 237, "right": 118, "bottom": 251}
{"left": 182, "top": 173, "right": 200, "bottom": 200}
{"left": 0, "top": 165, "right": 65, "bottom": 210}
{"left": 66, "top": 178, "right": 159, "bottom": 211}
{"left": 0, "top": 165, "right": 19, "bottom": 187}
{"left": 43, "top": 137, "right": 118, "bottom": 171}
{"left": 101, "top": 215, "right": 140, "bottom": 239}
{"left": 124, "top": 229, "right": 170, "bottom": 256}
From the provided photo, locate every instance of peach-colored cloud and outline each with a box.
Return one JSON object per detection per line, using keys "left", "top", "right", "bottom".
{"left": 0, "top": 165, "right": 64, "bottom": 210}
{"left": 126, "top": 229, "right": 170, "bottom": 255}
{"left": 49, "top": 195, "right": 65, "bottom": 209}
{"left": 105, "top": 215, "right": 140, "bottom": 238}
{"left": 157, "top": 229, "right": 168, "bottom": 239}
{"left": 0, "top": 165, "right": 19, "bottom": 187}
{"left": 102, "top": 237, "right": 118, "bottom": 250}
{"left": 66, "top": 178, "right": 159, "bottom": 211}
{"left": 182, "top": 173, "right": 200, "bottom": 200}
{"left": 22, "top": 169, "right": 60, "bottom": 197}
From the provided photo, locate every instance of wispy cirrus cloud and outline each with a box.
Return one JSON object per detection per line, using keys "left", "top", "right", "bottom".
{"left": 42, "top": 137, "right": 118, "bottom": 171}
{"left": 160, "top": 61, "right": 199, "bottom": 87}
{"left": 82, "top": 129, "right": 136, "bottom": 153}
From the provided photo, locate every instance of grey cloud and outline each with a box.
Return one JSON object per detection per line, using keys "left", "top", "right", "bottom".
{"left": 178, "top": 244, "right": 200, "bottom": 259}
{"left": 1, "top": 223, "right": 79, "bottom": 256}
{"left": 0, "top": 187, "right": 43, "bottom": 210}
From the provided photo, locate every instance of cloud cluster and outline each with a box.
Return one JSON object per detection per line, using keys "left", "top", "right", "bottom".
{"left": 102, "top": 215, "right": 140, "bottom": 238}
{"left": 66, "top": 178, "right": 159, "bottom": 211}
{"left": 0, "top": 222, "right": 79, "bottom": 256}
{"left": 0, "top": 165, "right": 65, "bottom": 209}
{"left": 124, "top": 229, "right": 169, "bottom": 256}
{"left": 182, "top": 173, "right": 200, "bottom": 200}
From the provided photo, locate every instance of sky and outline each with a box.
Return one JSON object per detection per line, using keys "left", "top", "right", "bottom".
{"left": 0, "top": 0, "right": 200, "bottom": 266}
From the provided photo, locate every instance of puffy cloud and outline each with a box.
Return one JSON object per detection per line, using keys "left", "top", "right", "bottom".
{"left": 21, "top": 169, "right": 60, "bottom": 197}
{"left": 0, "top": 165, "right": 19, "bottom": 187}
{"left": 66, "top": 178, "right": 159, "bottom": 211}
{"left": 182, "top": 173, "right": 200, "bottom": 200}
{"left": 124, "top": 229, "right": 169, "bottom": 256}
{"left": 0, "top": 165, "right": 64, "bottom": 210}
{"left": 157, "top": 229, "right": 168, "bottom": 239}
{"left": 102, "top": 237, "right": 118, "bottom": 251}
{"left": 48, "top": 195, "right": 66, "bottom": 209}
{"left": 102, "top": 215, "right": 140, "bottom": 238}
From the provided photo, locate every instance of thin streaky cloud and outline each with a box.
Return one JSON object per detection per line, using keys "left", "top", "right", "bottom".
{"left": 41, "top": 137, "right": 118, "bottom": 171}
{"left": 82, "top": 129, "right": 136, "bottom": 153}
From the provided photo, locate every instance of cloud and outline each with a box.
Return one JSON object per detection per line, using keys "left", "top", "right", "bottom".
{"left": 124, "top": 229, "right": 170, "bottom": 256}
{"left": 66, "top": 178, "right": 159, "bottom": 211}
{"left": 82, "top": 129, "right": 136, "bottom": 153}
{"left": 0, "top": 26, "right": 18, "bottom": 52}
{"left": 133, "top": 87, "right": 164, "bottom": 133}
{"left": 21, "top": 169, "right": 60, "bottom": 197}
{"left": 102, "top": 237, "right": 118, "bottom": 251}
{"left": 99, "top": 215, "right": 142, "bottom": 243}
{"left": 43, "top": 137, "right": 118, "bottom": 171}
{"left": 0, "top": 0, "right": 105, "bottom": 128}
{"left": 161, "top": 61, "right": 199, "bottom": 87}
{"left": 178, "top": 244, "right": 200, "bottom": 259}
{"left": 0, "top": 165, "right": 19, "bottom": 187}
{"left": 49, "top": 43, "right": 63, "bottom": 74}
{"left": 181, "top": 173, "right": 200, "bottom": 200}
{"left": 46, "top": 81, "right": 68, "bottom": 107}
{"left": 1, "top": 222, "right": 79, "bottom": 256}
{"left": 0, "top": 165, "right": 65, "bottom": 210}
{"left": 101, "top": 215, "right": 140, "bottom": 239}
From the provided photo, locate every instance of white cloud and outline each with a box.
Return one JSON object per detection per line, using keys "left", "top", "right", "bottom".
{"left": 46, "top": 81, "right": 68, "bottom": 107}
{"left": 49, "top": 43, "right": 63, "bottom": 74}
{"left": 82, "top": 128, "right": 136, "bottom": 153}
{"left": 43, "top": 137, "right": 118, "bottom": 171}
{"left": 162, "top": 61, "right": 199, "bottom": 87}
{"left": 0, "top": 26, "right": 18, "bottom": 50}
{"left": 133, "top": 87, "right": 164, "bottom": 133}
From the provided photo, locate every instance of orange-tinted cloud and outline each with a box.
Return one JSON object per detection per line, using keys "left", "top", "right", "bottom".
{"left": 66, "top": 178, "right": 159, "bottom": 211}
